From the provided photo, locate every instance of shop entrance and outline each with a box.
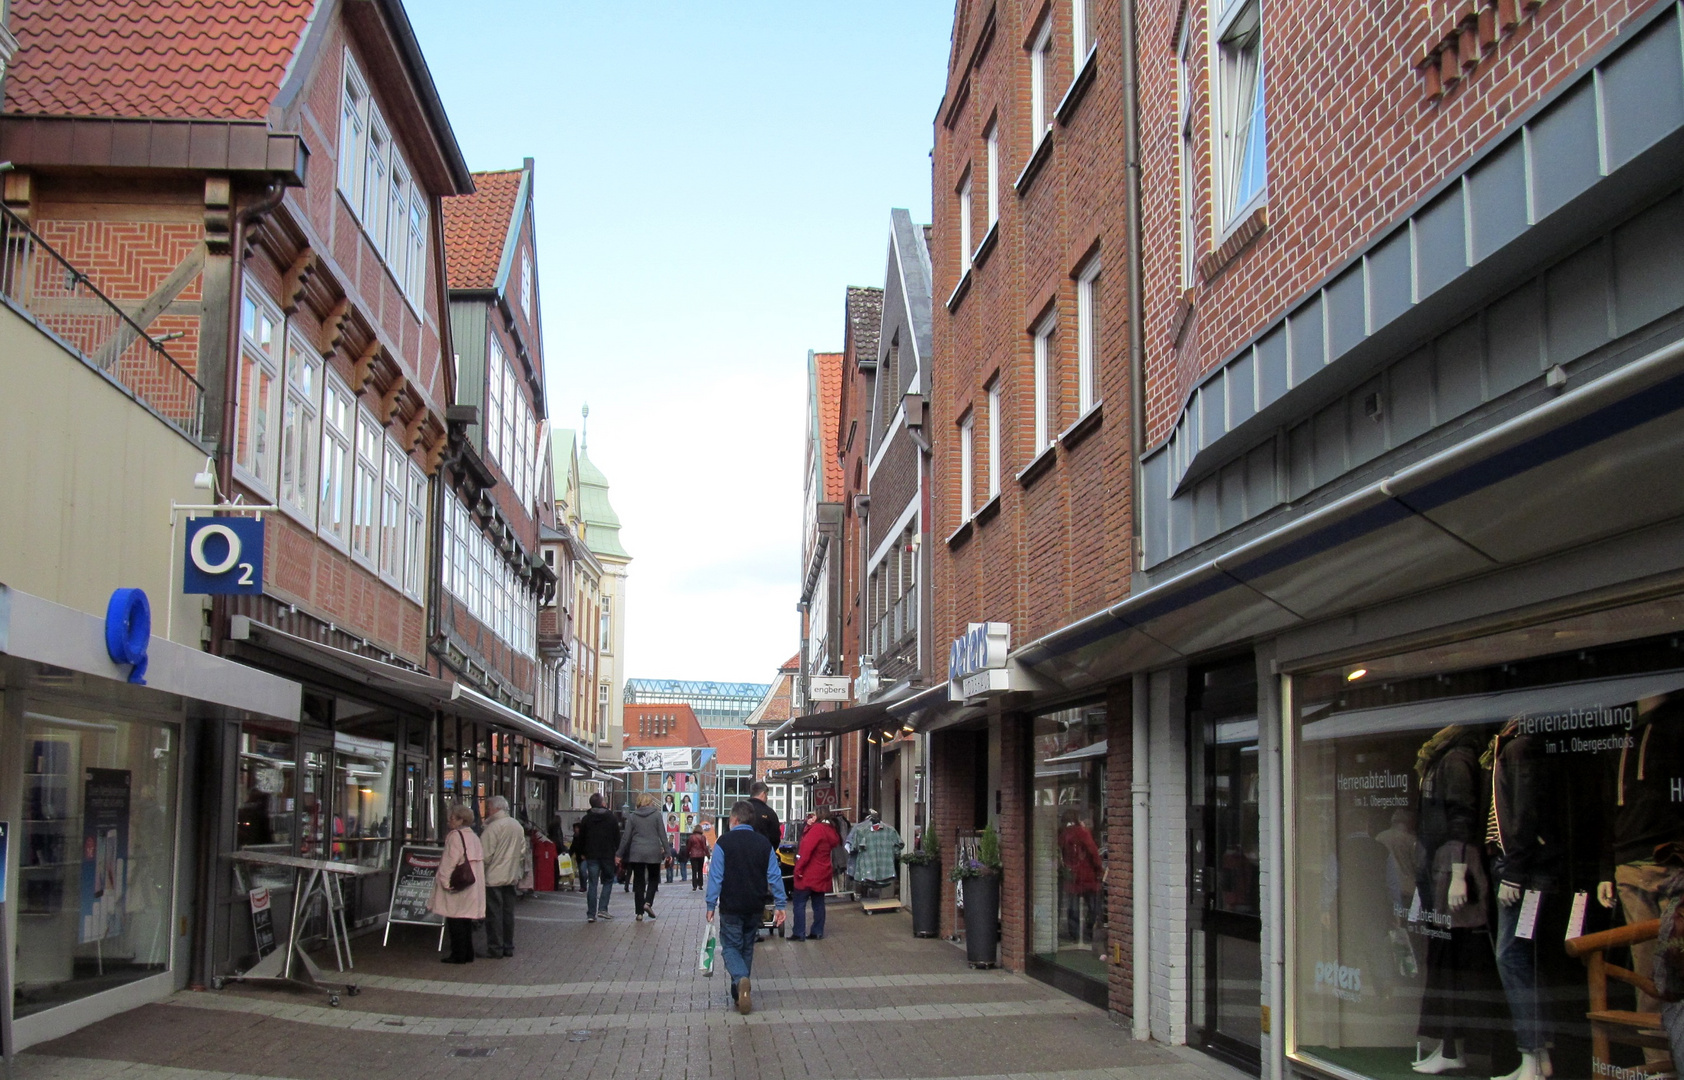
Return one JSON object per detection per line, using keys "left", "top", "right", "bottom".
{"left": 1190, "top": 655, "right": 1262, "bottom": 1072}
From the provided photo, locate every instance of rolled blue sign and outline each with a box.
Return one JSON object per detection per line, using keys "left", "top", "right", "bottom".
{"left": 104, "top": 588, "right": 150, "bottom": 685}
{"left": 182, "top": 517, "right": 265, "bottom": 595}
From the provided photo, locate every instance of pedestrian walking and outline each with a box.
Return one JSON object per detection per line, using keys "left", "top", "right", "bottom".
{"left": 430, "top": 803, "right": 484, "bottom": 964}
{"left": 665, "top": 837, "right": 678, "bottom": 884}
{"left": 567, "top": 820, "right": 586, "bottom": 891}
{"left": 790, "top": 811, "right": 840, "bottom": 941}
{"left": 577, "top": 793, "right": 621, "bottom": 922}
{"left": 617, "top": 791, "right": 668, "bottom": 920}
{"left": 745, "top": 781, "right": 782, "bottom": 847}
{"left": 687, "top": 825, "right": 709, "bottom": 889}
{"left": 706, "top": 799, "right": 787, "bottom": 1014}
{"left": 480, "top": 795, "right": 524, "bottom": 957}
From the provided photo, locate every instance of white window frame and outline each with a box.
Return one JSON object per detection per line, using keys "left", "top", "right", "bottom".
{"left": 959, "top": 413, "right": 975, "bottom": 521}
{"left": 486, "top": 335, "right": 506, "bottom": 465}
{"left": 362, "top": 111, "right": 390, "bottom": 257}
{"left": 404, "top": 460, "right": 427, "bottom": 600}
{"left": 319, "top": 372, "right": 353, "bottom": 549}
{"left": 1030, "top": 19, "right": 1053, "bottom": 148}
{"left": 337, "top": 54, "right": 368, "bottom": 213}
{"left": 600, "top": 605, "right": 612, "bottom": 653}
{"left": 1077, "top": 258, "right": 1101, "bottom": 415}
{"left": 386, "top": 151, "right": 412, "bottom": 292}
{"left": 520, "top": 251, "right": 533, "bottom": 320}
{"left": 351, "top": 404, "right": 380, "bottom": 565}
{"left": 1073, "top": 0, "right": 1096, "bottom": 62}
{"left": 406, "top": 187, "right": 428, "bottom": 305}
{"left": 985, "top": 121, "right": 1000, "bottom": 228}
{"left": 337, "top": 48, "right": 425, "bottom": 311}
{"left": 958, "top": 168, "right": 973, "bottom": 275}
{"left": 379, "top": 432, "right": 406, "bottom": 584}
{"left": 1033, "top": 314, "right": 1055, "bottom": 453}
{"left": 235, "top": 286, "right": 283, "bottom": 496}
{"left": 278, "top": 326, "right": 319, "bottom": 523}
{"left": 1178, "top": 24, "right": 1198, "bottom": 288}
{"left": 986, "top": 382, "right": 1001, "bottom": 499}
{"left": 1214, "top": 0, "right": 1266, "bottom": 226}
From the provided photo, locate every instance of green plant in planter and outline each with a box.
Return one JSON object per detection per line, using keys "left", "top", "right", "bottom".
{"left": 902, "top": 825, "right": 941, "bottom": 866}
{"left": 950, "top": 821, "right": 1004, "bottom": 880}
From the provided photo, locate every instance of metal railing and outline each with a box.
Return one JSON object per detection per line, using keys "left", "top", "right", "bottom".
{"left": 0, "top": 203, "right": 205, "bottom": 440}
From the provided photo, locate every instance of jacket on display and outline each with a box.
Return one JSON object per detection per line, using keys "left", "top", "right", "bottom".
{"left": 1602, "top": 697, "right": 1684, "bottom": 878}
{"left": 1486, "top": 723, "right": 1565, "bottom": 892}
{"left": 1059, "top": 823, "right": 1103, "bottom": 894}
{"left": 617, "top": 805, "right": 669, "bottom": 864}
{"left": 480, "top": 812, "right": 527, "bottom": 888}
{"left": 1414, "top": 727, "right": 1488, "bottom": 911}
{"left": 577, "top": 806, "right": 621, "bottom": 862}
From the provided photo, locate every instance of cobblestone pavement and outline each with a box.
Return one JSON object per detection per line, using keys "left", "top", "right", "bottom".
{"left": 16, "top": 884, "right": 1250, "bottom": 1080}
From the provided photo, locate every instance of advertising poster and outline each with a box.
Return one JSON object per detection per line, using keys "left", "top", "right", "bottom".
{"left": 249, "top": 887, "right": 276, "bottom": 957}
{"left": 79, "top": 768, "right": 131, "bottom": 944}
{"left": 387, "top": 845, "right": 446, "bottom": 927}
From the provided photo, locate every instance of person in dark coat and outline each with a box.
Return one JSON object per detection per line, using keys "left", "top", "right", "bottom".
{"left": 686, "top": 825, "right": 710, "bottom": 889}
{"left": 576, "top": 793, "right": 621, "bottom": 922}
{"left": 746, "top": 782, "right": 782, "bottom": 848}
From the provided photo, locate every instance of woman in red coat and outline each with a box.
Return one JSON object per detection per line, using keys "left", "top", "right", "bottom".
{"left": 1059, "top": 812, "right": 1103, "bottom": 943}
{"left": 790, "top": 812, "right": 841, "bottom": 941}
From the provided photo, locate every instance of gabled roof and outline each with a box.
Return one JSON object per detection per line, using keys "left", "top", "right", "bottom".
{"left": 845, "top": 287, "right": 883, "bottom": 372}
{"left": 4, "top": 0, "right": 316, "bottom": 121}
{"left": 813, "top": 351, "right": 844, "bottom": 501}
{"left": 443, "top": 167, "right": 524, "bottom": 291}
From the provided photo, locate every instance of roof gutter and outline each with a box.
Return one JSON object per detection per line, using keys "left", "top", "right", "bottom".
{"left": 375, "top": 0, "right": 473, "bottom": 192}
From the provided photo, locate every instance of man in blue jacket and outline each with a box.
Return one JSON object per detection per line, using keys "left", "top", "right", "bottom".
{"left": 707, "top": 799, "right": 787, "bottom": 1014}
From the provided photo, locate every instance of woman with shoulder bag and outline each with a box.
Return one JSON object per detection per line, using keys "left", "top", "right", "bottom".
{"left": 430, "top": 803, "right": 486, "bottom": 964}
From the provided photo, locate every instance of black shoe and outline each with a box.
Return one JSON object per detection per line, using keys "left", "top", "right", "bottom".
{"left": 503, "top": 949, "right": 514, "bottom": 957}
{"left": 730, "top": 978, "right": 739, "bottom": 1003}
{"left": 442, "top": 956, "right": 470, "bottom": 964}
{"left": 809, "top": 933, "right": 823, "bottom": 940}
{"left": 788, "top": 935, "right": 806, "bottom": 942}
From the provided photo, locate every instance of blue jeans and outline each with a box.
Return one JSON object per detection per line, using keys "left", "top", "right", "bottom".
{"left": 1494, "top": 893, "right": 1544, "bottom": 1052}
{"left": 793, "top": 889, "right": 825, "bottom": 938}
{"left": 718, "top": 910, "right": 762, "bottom": 984}
{"left": 583, "top": 858, "right": 615, "bottom": 917}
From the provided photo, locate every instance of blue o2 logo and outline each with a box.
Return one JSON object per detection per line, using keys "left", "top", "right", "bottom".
{"left": 182, "top": 518, "right": 265, "bottom": 595}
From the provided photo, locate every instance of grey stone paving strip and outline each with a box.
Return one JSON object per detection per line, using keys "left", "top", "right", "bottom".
{"left": 166, "top": 987, "right": 1093, "bottom": 1034}
{"left": 347, "top": 968, "right": 1033, "bottom": 998}
{"left": 11, "top": 1057, "right": 1225, "bottom": 1080}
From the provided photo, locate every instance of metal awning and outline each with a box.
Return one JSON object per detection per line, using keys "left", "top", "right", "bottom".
{"left": 770, "top": 699, "right": 897, "bottom": 740}
{"left": 229, "top": 616, "right": 593, "bottom": 760}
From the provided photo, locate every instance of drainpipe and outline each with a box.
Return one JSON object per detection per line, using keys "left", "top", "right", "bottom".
{"left": 1132, "top": 675, "right": 1151, "bottom": 1040}
{"left": 1119, "top": 0, "right": 1148, "bottom": 573}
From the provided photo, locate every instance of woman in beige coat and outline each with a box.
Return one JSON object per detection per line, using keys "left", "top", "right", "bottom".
{"left": 431, "top": 803, "right": 485, "bottom": 963}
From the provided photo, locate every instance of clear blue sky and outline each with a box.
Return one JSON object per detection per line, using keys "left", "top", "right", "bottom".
{"left": 407, "top": 1, "right": 954, "bottom": 683}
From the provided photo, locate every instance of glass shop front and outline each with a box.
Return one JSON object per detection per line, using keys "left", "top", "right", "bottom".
{"left": 1028, "top": 702, "right": 1110, "bottom": 1005}
{"left": 1290, "top": 621, "right": 1684, "bottom": 1080}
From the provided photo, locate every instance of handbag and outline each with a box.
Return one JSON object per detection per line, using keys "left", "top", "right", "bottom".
{"left": 447, "top": 829, "right": 476, "bottom": 893}
{"left": 698, "top": 919, "right": 718, "bottom": 976}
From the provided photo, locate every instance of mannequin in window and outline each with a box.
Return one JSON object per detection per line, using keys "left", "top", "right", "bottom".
{"left": 1412, "top": 725, "right": 1501, "bottom": 1075}
{"left": 1597, "top": 694, "right": 1684, "bottom": 1066}
{"left": 1484, "top": 717, "right": 1565, "bottom": 1080}
{"left": 1058, "top": 811, "right": 1102, "bottom": 945}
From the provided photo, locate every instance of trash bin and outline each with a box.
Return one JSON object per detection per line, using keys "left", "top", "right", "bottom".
{"left": 531, "top": 836, "right": 557, "bottom": 892}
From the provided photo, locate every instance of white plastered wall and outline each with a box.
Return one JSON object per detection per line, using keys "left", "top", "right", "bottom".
{"left": 1148, "top": 666, "right": 1190, "bottom": 1044}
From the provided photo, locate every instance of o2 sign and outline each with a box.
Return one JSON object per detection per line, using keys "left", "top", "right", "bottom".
{"left": 182, "top": 518, "right": 265, "bottom": 595}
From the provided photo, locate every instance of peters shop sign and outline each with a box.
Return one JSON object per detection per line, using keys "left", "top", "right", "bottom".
{"left": 948, "top": 622, "right": 1011, "bottom": 701}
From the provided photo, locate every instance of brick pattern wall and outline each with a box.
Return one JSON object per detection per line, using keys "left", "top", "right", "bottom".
{"left": 1136, "top": 0, "right": 1659, "bottom": 447}
{"left": 1104, "top": 681, "right": 1135, "bottom": 1019}
{"left": 999, "top": 712, "right": 1029, "bottom": 971}
{"left": 928, "top": 727, "right": 979, "bottom": 940}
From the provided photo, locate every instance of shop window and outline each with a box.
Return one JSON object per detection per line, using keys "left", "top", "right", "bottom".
{"left": 16, "top": 704, "right": 179, "bottom": 1018}
{"left": 1289, "top": 628, "right": 1684, "bottom": 1080}
{"left": 332, "top": 733, "right": 394, "bottom": 869}
{"left": 237, "top": 723, "right": 296, "bottom": 890}
{"left": 1029, "top": 702, "right": 1109, "bottom": 991}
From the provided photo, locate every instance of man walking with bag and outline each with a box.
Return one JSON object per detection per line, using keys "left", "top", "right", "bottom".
{"left": 577, "top": 793, "right": 621, "bottom": 922}
{"left": 480, "top": 796, "right": 525, "bottom": 957}
{"left": 706, "top": 799, "right": 787, "bottom": 1014}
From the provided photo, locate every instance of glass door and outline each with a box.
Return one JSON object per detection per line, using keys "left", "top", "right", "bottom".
{"left": 1190, "top": 656, "right": 1263, "bottom": 1072}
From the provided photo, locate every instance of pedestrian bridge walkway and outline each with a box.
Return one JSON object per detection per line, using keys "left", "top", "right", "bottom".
{"left": 14, "top": 885, "right": 1246, "bottom": 1080}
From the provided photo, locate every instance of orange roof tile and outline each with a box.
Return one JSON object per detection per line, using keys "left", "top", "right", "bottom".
{"left": 815, "top": 352, "right": 844, "bottom": 501}
{"left": 441, "top": 168, "right": 522, "bottom": 291}
{"left": 5, "top": 0, "right": 316, "bottom": 121}
{"left": 703, "top": 728, "right": 755, "bottom": 768}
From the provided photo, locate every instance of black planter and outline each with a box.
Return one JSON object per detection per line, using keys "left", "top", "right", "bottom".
{"left": 909, "top": 862, "right": 942, "bottom": 937}
{"left": 961, "top": 873, "right": 1000, "bottom": 967}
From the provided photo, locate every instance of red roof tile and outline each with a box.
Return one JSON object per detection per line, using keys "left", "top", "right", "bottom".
{"left": 4, "top": 0, "right": 316, "bottom": 121}
{"left": 815, "top": 352, "right": 844, "bottom": 501}
{"left": 441, "top": 168, "right": 522, "bottom": 291}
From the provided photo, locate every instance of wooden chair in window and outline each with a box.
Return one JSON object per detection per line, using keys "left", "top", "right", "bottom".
{"left": 1564, "top": 918, "right": 1672, "bottom": 1073}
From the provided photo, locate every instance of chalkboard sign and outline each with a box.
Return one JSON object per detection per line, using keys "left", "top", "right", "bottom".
{"left": 248, "top": 887, "right": 275, "bottom": 958}
{"left": 386, "top": 845, "right": 445, "bottom": 928}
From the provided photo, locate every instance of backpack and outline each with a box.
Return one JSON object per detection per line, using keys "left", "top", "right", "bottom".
{"left": 830, "top": 824, "right": 850, "bottom": 875}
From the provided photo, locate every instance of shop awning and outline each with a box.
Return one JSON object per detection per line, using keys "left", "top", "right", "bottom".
{"left": 440, "top": 684, "right": 595, "bottom": 763}
{"left": 1300, "top": 669, "right": 1684, "bottom": 743}
{"left": 771, "top": 698, "right": 897, "bottom": 740}
{"left": 229, "top": 616, "right": 593, "bottom": 761}
{"left": 3, "top": 586, "right": 300, "bottom": 724}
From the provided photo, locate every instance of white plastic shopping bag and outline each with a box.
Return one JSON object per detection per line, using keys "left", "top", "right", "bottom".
{"left": 698, "top": 919, "right": 718, "bottom": 976}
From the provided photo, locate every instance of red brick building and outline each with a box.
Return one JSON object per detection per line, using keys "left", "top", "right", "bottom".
{"left": 923, "top": 0, "right": 1684, "bottom": 1076}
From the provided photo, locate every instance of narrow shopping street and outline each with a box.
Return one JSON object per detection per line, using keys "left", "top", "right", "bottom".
{"left": 10, "top": 886, "right": 1233, "bottom": 1080}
